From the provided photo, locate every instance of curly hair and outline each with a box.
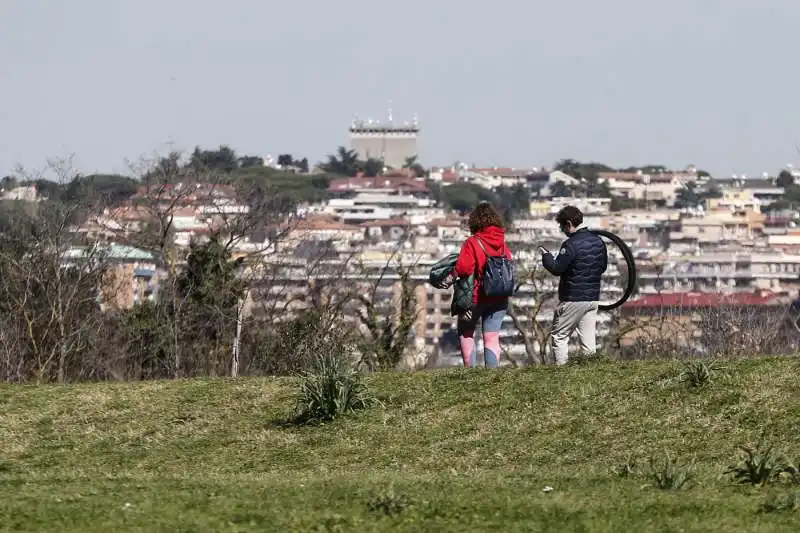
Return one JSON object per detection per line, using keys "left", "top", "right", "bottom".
{"left": 468, "top": 202, "right": 504, "bottom": 234}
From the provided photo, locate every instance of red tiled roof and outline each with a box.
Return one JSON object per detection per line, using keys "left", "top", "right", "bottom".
{"left": 441, "top": 171, "right": 458, "bottom": 183}
{"left": 624, "top": 291, "right": 777, "bottom": 309}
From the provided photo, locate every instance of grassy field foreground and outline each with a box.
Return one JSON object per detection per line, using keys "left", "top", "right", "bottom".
{"left": 1, "top": 358, "right": 800, "bottom": 532}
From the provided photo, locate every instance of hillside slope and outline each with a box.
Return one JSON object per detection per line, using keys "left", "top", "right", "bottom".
{"left": 1, "top": 358, "right": 799, "bottom": 532}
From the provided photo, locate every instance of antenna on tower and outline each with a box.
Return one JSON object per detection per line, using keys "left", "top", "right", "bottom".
{"left": 388, "top": 100, "right": 393, "bottom": 124}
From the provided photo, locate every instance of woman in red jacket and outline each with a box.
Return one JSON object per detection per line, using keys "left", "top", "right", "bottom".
{"left": 452, "top": 202, "right": 512, "bottom": 368}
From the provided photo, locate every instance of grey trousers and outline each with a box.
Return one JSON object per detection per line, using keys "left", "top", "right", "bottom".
{"left": 550, "top": 301, "right": 599, "bottom": 365}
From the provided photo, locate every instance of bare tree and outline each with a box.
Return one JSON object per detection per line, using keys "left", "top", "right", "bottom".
{"left": 507, "top": 263, "right": 558, "bottom": 365}
{"left": 86, "top": 150, "right": 310, "bottom": 379}
{"left": 0, "top": 157, "right": 111, "bottom": 383}
{"left": 697, "top": 302, "right": 794, "bottom": 358}
{"left": 600, "top": 256, "right": 796, "bottom": 360}
{"left": 354, "top": 251, "right": 419, "bottom": 371}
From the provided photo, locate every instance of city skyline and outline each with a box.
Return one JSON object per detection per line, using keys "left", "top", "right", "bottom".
{"left": 3, "top": 0, "right": 800, "bottom": 178}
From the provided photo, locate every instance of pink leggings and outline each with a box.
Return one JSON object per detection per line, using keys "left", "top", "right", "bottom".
{"left": 457, "top": 306, "right": 506, "bottom": 368}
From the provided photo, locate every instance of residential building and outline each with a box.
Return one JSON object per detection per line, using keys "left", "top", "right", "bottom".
{"left": 458, "top": 167, "right": 534, "bottom": 189}
{"left": 61, "top": 243, "right": 159, "bottom": 311}
{"left": 324, "top": 177, "right": 432, "bottom": 223}
{"left": 426, "top": 167, "right": 458, "bottom": 185}
{"left": 636, "top": 251, "right": 800, "bottom": 294}
{"left": 597, "top": 170, "right": 696, "bottom": 205}
{"left": 547, "top": 196, "right": 612, "bottom": 215}
{"left": 280, "top": 214, "right": 364, "bottom": 252}
{"left": 715, "top": 177, "right": 784, "bottom": 206}
{"left": 427, "top": 166, "right": 575, "bottom": 193}
{"left": 82, "top": 205, "right": 151, "bottom": 238}
{"left": 527, "top": 171, "right": 580, "bottom": 197}
{"left": 707, "top": 190, "right": 763, "bottom": 212}
{"left": 669, "top": 210, "right": 765, "bottom": 249}
{"left": 361, "top": 218, "right": 411, "bottom": 242}
{"left": 1, "top": 185, "right": 37, "bottom": 201}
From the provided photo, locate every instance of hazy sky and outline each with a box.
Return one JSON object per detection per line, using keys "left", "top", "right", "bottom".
{"left": 1, "top": 0, "right": 799, "bottom": 179}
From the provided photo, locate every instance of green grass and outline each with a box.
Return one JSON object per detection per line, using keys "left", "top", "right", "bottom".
{"left": 2, "top": 357, "right": 800, "bottom": 532}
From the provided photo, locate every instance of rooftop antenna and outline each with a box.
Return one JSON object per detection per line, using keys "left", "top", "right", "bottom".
{"left": 388, "top": 100, "right": 393, "bottom": 124}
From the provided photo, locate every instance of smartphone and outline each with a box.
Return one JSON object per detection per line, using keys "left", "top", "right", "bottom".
{"left": 538, "top": 246, "right": 549, "bottom": 255}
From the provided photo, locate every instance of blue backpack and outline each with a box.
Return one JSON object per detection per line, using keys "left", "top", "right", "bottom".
{"left": 474, "top": 237, "right": 516, "bottom": 297}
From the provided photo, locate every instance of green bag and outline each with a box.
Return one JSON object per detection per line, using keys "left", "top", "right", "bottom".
{"left": 429, "top": 253, "right": 458, "bottom": 285}
{"left": 428, "top": 253, "right": 474, "bottom": 315}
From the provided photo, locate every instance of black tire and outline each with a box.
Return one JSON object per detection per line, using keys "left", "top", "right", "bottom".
{"left": 590, "top": 229, "right": 637, "bottom": 311}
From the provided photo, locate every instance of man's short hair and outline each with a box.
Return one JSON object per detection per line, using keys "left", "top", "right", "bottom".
{"left": 555, "top": 205, "right": 583, "bottom": 228}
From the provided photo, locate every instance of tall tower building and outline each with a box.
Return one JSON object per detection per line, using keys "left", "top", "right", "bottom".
{"left": 349, "top": 105, "right": 419, "bottom": 169}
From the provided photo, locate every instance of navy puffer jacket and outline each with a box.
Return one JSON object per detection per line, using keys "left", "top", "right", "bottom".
{"left": 542, "top": 228, "right": 608, "bottom": 302}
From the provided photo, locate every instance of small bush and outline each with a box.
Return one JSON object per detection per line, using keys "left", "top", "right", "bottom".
{"left": 648, "top": 451, "right": 694, "bottom": 490}
{"left": 294, "top": 352, "right": 377, "bottom": 423}
{"left": 726, "top": 441, "right": 784, "bottom": 487}
{"left": 680, "top": 359, "right": 723, "bottom": 388}
{"left": 758, "top": 491, "right": 799, "bottom": 514}
{"left": 366, "top": 488, "right": 411, "bottom": 516}
{"left": 243, "top": 308, "right": 354, "bottom": 376}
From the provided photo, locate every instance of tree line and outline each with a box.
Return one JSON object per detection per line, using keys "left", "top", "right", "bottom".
{"left": 4, "top": 149, "right": 763, "bottom": 221}
{"left": 0, "top": 151, "right": 797, "bottom": 384}
{"left": 0, "top": 155, "right": 428, "bottom": 383}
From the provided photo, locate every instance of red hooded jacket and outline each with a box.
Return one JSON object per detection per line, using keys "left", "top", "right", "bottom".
{"left": 454, "top": 225, "right": 512, "bottom": 306}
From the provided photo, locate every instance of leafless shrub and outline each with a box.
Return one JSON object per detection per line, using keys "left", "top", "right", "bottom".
{"left": 0, "top": 150, "right": 319, "bottom": 382}
{"left": 604, "top": 304, "right": 696, "bottom": 360}
{"left": 0, "top": 157, "right": 108, "bottom": 383}
{"left": 239, "top": 306, "right": 356, "bottom": 376}
{"left": 697, "top": 304, "right": 795, "bottom": 358}
{"left": 601, "top": 296, "right": 799, "bottom": 361}
{"left": 354, "top": 252, "right": 419, "bottom": 372}
{"left": 507, "top": 263, "right": 557, "bottom": 365}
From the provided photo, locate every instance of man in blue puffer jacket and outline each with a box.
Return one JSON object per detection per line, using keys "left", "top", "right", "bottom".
{"left": 540, "top": 205, "right": 608, "bottom": 365}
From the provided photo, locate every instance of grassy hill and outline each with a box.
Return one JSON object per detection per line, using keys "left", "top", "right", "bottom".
{"left": 1, "top": 358, "right": 799, "bottom": 532}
